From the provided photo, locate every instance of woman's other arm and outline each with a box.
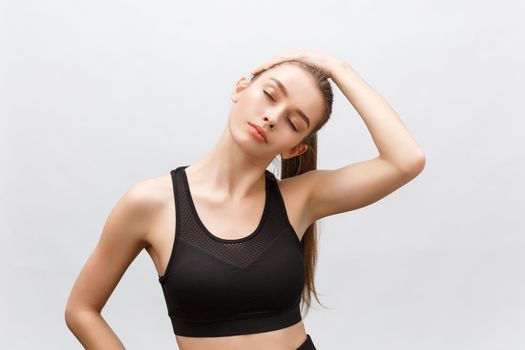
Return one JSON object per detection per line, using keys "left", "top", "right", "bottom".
{"left": 64, "top": 180, "right": 157, "bottom": 349}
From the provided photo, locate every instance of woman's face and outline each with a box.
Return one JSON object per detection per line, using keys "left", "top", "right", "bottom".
{"left": 228, "top": 64, "right": 325, "bottom": 160}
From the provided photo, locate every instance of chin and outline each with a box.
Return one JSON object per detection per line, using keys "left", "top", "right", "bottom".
{"left": 228, "top": 119, "right": 254, "bottom": 145}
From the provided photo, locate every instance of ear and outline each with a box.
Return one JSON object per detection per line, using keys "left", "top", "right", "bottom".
{"left": 231, "top": 75, "right": 251, "bottom": 103}
{"left": 281, "top": 143, "right": 308, "bottom": 160}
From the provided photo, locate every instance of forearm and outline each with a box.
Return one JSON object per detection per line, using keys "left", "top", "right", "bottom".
{"left": 329, "top": 60, "right": 425, "bottom": 172}
{"left": 65, "top": 309, "right": 126, "bottom": 350}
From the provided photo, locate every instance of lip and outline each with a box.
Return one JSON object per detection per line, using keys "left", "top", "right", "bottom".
{"left": 248, "top": 122, "right": 267, "bottom": 143}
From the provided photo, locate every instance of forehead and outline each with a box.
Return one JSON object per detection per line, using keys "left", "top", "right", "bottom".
{"left": 259, "top": 64, "right": 313, "bottom": 89}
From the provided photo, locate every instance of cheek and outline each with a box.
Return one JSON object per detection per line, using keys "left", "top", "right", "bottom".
{"left": 235, "top": 93, "right": 261, "bottom": 115}
{"left": 275, "top": 132, "right": 302, "bottom": 151}
{"left": 230, "top": 102, "right": 251, "bottom": 121}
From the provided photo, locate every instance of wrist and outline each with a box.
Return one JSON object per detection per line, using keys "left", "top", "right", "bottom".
{"left": 328, "top": 59, "right": 357, "bottom": 82}
{"left": 326, "top": 58, "right": 344, "bottom": 77}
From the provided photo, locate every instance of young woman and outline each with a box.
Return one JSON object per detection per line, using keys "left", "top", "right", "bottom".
{"left": 65, "top": 49, "right": 425, "bottom": 350}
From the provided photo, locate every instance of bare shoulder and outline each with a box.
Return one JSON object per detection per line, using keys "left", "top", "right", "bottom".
{"left": 277, "top": 170, "right": 314, "bottom": 206}
{"left": 130, "top": 174, "right": 174, "bottom": 246}
{"left": 274, "top": 171, "right": 317, "bottom": 239}
{"left": 65, "top": 172, "right": 173, "bottom": 315}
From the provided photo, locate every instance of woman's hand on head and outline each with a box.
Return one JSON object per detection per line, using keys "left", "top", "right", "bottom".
{"left": 250, "top": 48, "right": 343, "bottom": 79}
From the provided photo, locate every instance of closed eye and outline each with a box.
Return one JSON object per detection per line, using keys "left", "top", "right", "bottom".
{"left": 263, "top": 90, "right": 299, "bottom": 132}
{"left": 263, "top": 90, "right": 274, "bottom": 101}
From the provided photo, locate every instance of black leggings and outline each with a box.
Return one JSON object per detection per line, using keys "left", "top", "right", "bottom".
{"left": 297, "top": 334, "right": 317, "bottom": 350}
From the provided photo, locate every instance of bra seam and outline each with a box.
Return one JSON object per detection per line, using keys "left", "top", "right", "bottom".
{"left": 169, "top": 225, "right": 298, "bottom": 272}
{"left": 271, "top": 176, "right": 303, "bottom": 250}
{"left": 176, "top": 238, "right": 244, "bottom": 268}
{"left": 237, "top": 226, "right": 301, "bottom": 271}
{"left": 158, "top": 167, "right": 184, "bottom": 283}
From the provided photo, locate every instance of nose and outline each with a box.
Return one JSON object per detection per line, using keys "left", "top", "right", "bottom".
{"left": 263, "top": 115, "right": 274, "bottom": 128}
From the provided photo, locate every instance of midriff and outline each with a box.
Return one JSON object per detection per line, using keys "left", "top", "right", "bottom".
{"left": 175, "top": 320, "right": 307, "bottom": 350}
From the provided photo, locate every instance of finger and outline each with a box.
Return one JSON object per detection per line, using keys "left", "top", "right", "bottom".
{"left": 252, "top": 61, "right": 274, "bottom": 74}
{"left": 252, "top": 56, "right": 288, "bottom": 74}
{"left": 252, "top": 51, "right": 300, "bottom": 74}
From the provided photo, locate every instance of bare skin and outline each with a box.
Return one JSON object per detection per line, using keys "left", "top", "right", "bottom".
{"left": 65, "top": 51, "right": 425, "bottom": 349}
{"left": 145, "top": 164, "right": 313, "bottom": 350}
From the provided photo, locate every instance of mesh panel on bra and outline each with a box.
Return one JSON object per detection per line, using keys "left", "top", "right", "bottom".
{"left": 172, "top": 165, "right": 293, "bottom": 269}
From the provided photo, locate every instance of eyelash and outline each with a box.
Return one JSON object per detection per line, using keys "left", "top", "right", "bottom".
{"left": 263, "top": 90, "right": 298, "bottom": 132}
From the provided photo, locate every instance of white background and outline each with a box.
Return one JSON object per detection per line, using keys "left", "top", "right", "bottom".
{"left": 1, "top": 0, "right": 524, "bottom": 348}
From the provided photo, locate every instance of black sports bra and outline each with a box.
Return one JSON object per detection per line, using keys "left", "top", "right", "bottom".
{"left": 158, "top": 166, "right": 306, "bottom": 337}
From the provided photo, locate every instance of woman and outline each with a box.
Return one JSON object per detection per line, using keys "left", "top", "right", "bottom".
{"left": 65, "top": 49, "right": 426, "bottom": 350}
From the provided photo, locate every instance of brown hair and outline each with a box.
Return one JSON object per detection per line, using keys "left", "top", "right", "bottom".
{"left": 250, "top": 61, "right": 334, "bottom": 316}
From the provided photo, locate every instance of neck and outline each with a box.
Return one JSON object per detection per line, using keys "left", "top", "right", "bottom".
{"left": 185, "top": 124, "right": 273, "bottom": 201}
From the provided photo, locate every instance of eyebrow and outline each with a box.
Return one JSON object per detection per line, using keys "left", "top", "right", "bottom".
{"left": 268, "top": 77, "right": 311, "bottom": 129}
